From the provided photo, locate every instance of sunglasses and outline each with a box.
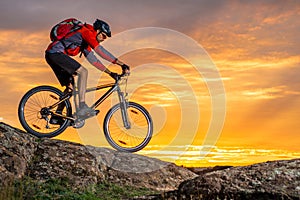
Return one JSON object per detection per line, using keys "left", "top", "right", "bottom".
{"left": 97, "top": 31, "right": 107, "bottom": 39}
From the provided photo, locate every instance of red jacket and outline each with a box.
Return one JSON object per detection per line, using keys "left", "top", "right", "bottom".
{"left": 46, "top": 24, "right": 117, "bottom": 70}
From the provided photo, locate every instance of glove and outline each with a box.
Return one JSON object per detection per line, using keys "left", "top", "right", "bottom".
{"left": 121, "top": 64, "right": 130, "bottom": 72}
{"left": 110, "top": 72, "right": 119, "bottom": 80}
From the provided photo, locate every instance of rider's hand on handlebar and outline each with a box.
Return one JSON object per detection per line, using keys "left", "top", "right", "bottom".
{"left": 121, "top": 64, "right": 130, "bottom": 71}
{"left": 121, "top": 64, "right": 130, "bottom": 75}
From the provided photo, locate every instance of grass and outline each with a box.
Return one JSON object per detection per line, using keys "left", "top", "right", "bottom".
{"left": 0, "top": 176, "right": 157, "bottom": 200}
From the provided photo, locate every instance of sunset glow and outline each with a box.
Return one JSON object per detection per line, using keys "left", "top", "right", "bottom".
{"left": 0, "top": 0, "right": 299, "bottom": 167}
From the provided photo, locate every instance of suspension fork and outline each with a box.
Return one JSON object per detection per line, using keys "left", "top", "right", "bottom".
{"left": 117, "top": 88, "right": 131, "bottom": 129}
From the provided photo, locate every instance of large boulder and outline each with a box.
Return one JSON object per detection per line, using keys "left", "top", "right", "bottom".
{"left": 174, "top": 159, "right": 300, "bottom": 199}
{"left": 0, "top": 122, "right": 197, "bottom": 191}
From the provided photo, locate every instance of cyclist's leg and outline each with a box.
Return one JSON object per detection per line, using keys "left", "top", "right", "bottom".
{"left": 46, "top": 53, "right": 80, "bottom": 124}
{"left": 75, "top": 66, "right": 98, "bottom": 116}
{"left": 75, "top": 66, "right": 88, "bottom": 106}
{"left": 45, "top": 52, "right": 95, "bottom": 117}
{"left": 56, "top": 82, "right": 73, "bottom": 113}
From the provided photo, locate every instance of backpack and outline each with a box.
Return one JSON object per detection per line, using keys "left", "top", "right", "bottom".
{"left": 50, "top": 18, "right": 83, "bottom": 41}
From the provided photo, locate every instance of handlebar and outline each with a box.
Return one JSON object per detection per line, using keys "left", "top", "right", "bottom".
{"left": 116, "top": 71, "right": 130, "bottom": 82}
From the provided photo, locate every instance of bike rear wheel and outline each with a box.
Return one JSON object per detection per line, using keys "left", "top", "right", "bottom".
{"left": 18, "top": 85, "right": 72, "bottom": 138}
{"left": 103, "top": 102, "right": 153, "bottom": 152}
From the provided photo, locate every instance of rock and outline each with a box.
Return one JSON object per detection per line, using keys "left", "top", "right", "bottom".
{"left": 26, "top": 139, "right": 107, "bottom": 189}
{"left": 0, "top": 122, "right": 197, "bottom": 191}
{"left": 87, "top": 146, "right": 197, "bottom": 191}
{"left": 1, "top": 122, "right": 300, "bottom": 199}
{"left": 0, "top": 123, "right": 37, "bottom": 185}
{"left": 173, "top": 159, "right": 300, "bottom": 199}
{"left": 187, "top": 165, "right": 233, "bottom": 175}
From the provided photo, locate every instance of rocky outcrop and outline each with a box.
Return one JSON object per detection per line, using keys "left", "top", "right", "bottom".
{"left": 0, "top": 122, "right": 197, "bottom": 191}
{"left": 0, "top": 123, "right": 37, "bottom": 181}
{"left": 155, "top": 160, "right": 300, "bottom": 200}
{"left": 1, "top": 122, "right": 300, "bottom": 199}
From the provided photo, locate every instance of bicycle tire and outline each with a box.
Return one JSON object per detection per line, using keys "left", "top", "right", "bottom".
{"left": 103, "top": 102, "right": 153, "bottom": 152}
{"left": 18, "top": 85, "right": 72, "bottom": 138}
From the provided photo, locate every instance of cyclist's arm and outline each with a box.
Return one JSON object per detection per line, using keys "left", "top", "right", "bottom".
{"left": 84, "top": 49, "right": 112, "bottom": 74}
{"left": 81, "top": 27, "right": 118, "bottom": 64}
{"left": 94, "top": 47, "right": 129, "bottom": 73}
{"left": 94, "top": 45, "right": 117, "bottom": 64}
{"left": 81, "top": 27, "right": 127, "bottom": 73}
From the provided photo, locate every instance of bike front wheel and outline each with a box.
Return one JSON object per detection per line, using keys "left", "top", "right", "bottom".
{"left": 18, "top": 85, "right": 72, "bottom": 138}
{"left": 103, "top": 102, "right": 153, "bottom": 152}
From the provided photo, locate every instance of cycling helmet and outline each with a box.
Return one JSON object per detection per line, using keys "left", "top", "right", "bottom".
{"left": 93, "top": 19, "right": 111, "bottom": 37}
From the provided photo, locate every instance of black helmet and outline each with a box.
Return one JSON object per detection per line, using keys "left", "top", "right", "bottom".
{"left": 93, "top": 19, "right": 111, "bottom": 37}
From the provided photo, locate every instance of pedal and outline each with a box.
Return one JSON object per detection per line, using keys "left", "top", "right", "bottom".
{"left": 77, "top": 110, "right": 100, "bottom": 120}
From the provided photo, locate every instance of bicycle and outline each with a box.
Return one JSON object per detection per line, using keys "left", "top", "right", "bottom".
{"left": 18, "top": 73, "right": 153, "bottom": 152}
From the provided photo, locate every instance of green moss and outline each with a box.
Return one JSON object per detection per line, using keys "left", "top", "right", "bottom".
{"left": 0, "top": 176, "right": 156, "bottom": 200}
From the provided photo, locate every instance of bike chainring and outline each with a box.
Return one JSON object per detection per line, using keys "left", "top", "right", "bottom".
{"left": 72, "top": 119, "right": 85, "bottom": 129}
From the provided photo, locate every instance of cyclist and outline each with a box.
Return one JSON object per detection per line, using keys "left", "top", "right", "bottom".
{"left": 45, "top": 19, "right": 130, "bottom": 124}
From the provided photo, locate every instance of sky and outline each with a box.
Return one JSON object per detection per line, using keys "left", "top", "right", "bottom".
{"left": 0, "top": 0, "right": 299, "bottom": 167}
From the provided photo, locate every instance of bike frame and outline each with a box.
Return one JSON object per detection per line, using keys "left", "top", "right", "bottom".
{"left": 49, "top": 78, "right": 131, "bottom": 128}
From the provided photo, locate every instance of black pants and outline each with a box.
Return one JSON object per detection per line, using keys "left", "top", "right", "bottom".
{"left": 45, "top": 52, "right": 80, "bottom": 86}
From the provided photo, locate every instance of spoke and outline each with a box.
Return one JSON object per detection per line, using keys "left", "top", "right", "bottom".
{"left": 29, "top": 95, "right": 42, "bottom": 108}
{"left": 107, "top": 105, "right": 150, "bottom": 149}
{"left": 23, "top": 90, "right": 62, "bottom": 134}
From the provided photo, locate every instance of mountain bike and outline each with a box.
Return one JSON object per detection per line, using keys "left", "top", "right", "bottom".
{"left": 18, "top": 73, "right": 153, "bottom": 152}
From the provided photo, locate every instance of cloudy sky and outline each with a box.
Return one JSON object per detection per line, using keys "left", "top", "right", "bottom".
{"left": 0, "top": 0, "right": 299, "bottom": 166}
